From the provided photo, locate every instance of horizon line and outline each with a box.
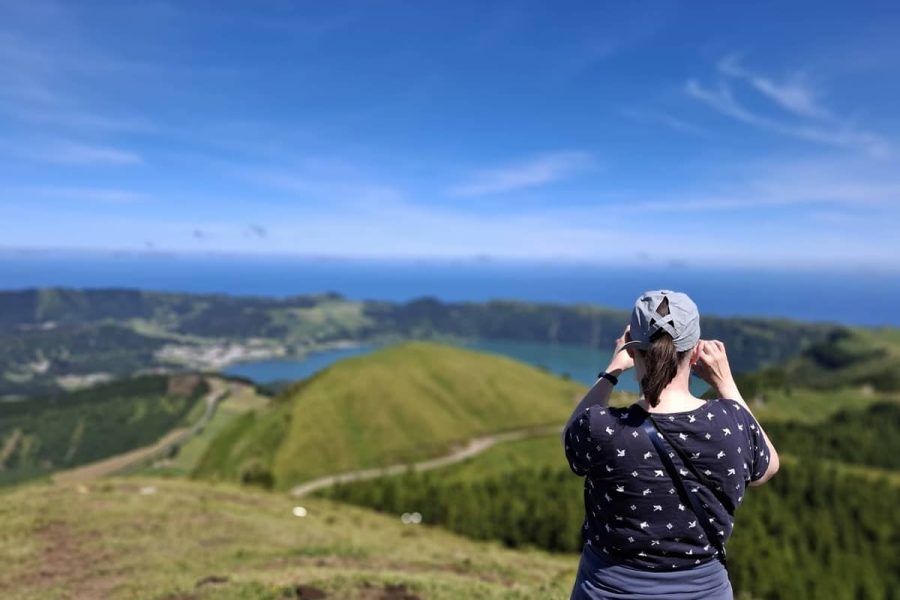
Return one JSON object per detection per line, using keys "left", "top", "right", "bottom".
{"left": 1, "top": 244, "right": 898, "bottom": 274}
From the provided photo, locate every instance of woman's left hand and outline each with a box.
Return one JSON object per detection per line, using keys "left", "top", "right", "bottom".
{"left": 607, "top": 325, "right": 634, "bottom": 373}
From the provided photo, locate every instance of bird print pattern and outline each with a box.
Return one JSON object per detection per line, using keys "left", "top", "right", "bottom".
{"left": 564, "top": 399, "right": 770, "bottom": 569}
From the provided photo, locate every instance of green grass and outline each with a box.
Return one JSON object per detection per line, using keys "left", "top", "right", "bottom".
{"left": 194, "top": 342, "right": 584, "bottom": 489}
{"left": 150, "top": 385, "right": 271, "bottom": 478}
{"left": 0, "top": 477, "right": 577, "bottom": 600}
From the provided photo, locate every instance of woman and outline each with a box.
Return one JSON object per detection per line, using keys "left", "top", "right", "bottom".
{"left": 564, "top": 290, "right": 779, "bottom": 599}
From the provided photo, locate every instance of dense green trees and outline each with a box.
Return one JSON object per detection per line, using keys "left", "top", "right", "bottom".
{"left": 325, "top": 461, "right": 899, "bottom": 600}
{"left": 763, "top": 402, "right": 900, "bottom": 470}
{"left": 323, "top": 403, "right": 900, "bottom": 600}
{"left": 0, "top": 375, "right": 207, "bottom": 485}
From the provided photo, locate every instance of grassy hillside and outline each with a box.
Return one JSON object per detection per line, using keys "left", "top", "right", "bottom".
{"left": 150, "top": 383, "right": 271, "bottom": 478}
{"left": 193, "top": 342, "right": 584, "bottom": 489}
{"left": 0, "top": 375, "right": 208, "bottom": 486}
{"left": 0, "top": 477, "right": 576, "bottom": 600}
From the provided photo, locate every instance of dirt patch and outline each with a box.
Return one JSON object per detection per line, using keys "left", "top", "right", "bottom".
{"left": 288, "top": 585, "right": 328, "bottom": 599}
{"left": 356, "top": 582, "right": 423, "bottom": 600}
{"left": 195, "top": 574, "right": 229, "bottom": 588}
{"left": 21, "top": 520, "right": 118, "bottom": 599}
{"left": 283, "top": 582, "right": 422, "bottom": 600}
{"left": 379, "top": 584, "right": 422, "bottom": 600}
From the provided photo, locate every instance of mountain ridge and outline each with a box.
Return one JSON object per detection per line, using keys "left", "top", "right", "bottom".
{"left": 0, "top": 287, "right": 845, "bottom": 397}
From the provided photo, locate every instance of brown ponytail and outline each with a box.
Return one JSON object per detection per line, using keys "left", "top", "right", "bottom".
{"left": 638, "top": 299, "right": 690, "bottom": 407}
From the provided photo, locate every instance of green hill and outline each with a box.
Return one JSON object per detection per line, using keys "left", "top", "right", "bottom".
{"left": 732, "top": 327, "right": 900, "bottom": 401}
{"left": 0, "top": 477, "right": 575, "bottom": 600}
{"left": 0, "top": 375, "right": 209, "bottom": 486}
{"left": 193, "top": 342, "right": 584, "bottom": 489}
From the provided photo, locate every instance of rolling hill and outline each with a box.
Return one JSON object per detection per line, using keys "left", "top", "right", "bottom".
{"left": 193, "top": 342, "right": 585, "bottom": 489}
{"left": 781, "top": 327, "right": 900, "bottom": 390}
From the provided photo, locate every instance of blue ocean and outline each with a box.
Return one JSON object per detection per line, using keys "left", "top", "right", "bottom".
{"left": 1, "top": 251, "right": 897, "bottom": 326}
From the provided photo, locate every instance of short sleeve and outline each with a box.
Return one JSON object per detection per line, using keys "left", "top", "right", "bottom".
{"left": 733, "top": 403, "right": 771, "bottom": 482}
{"left": 564, "top": 406, "right": 598, "bottom": 476}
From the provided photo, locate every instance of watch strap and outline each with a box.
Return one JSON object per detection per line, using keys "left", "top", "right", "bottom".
{"left": 597, "top": 371, "right": 619, "bottom": 386}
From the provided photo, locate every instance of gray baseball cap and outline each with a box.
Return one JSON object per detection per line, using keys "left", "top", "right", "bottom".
{"left": 620, "top": 290, "right": 701, "bottom": 353}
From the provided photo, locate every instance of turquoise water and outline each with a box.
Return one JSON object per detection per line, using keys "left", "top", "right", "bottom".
{"left": 223, "top": 345, "right": 374, "bottom": 384}
{"left": 463, "top": 339, "right": 626, "bottom": 388}
{"left": 222, "top": 338, "right": 710, "bottom": 395}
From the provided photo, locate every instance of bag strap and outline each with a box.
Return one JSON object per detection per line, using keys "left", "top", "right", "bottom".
{"left": 651, "top": 419, "right": 736, "bottom": 514}
{"left": 640, "top": 415, "right": 728, "bottom": 567}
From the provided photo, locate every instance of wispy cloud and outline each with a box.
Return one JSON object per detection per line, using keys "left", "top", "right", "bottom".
{"left": 19, "top": 186, "right": 147, "bottom": 204}
{"left": 30, "top": 140, "right": 143, "bottom": 166}
{"left": 448, "top": 152, "right": 594, "bottom": 196}
{"left": 717, "top": 55, "right": 830, "bottom": 120}
{"left": 0, "top": 11, "right": 158, "bottom": 153}
{"left": 621, "top": 108, "right": 706, "bottom": 135}
{"left": 631, "top": 158, "right": 900, "bottom": 212}
{"left": 239, "top": 164, "right": 403, "bottom": 204}
{"left": 686, "top": 57, "right": 890, "bottom": 158}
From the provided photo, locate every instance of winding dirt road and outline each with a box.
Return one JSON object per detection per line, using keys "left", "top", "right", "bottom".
{"left": 52, "top": 378, "right": 231, "bottom": 485}
{"left": 290, "top": 424, "right": 561, "bottom": 497}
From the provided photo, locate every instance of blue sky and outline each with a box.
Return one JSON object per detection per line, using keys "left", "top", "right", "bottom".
{"left": 1, "top": 0, "right": 899, "bottom": 268}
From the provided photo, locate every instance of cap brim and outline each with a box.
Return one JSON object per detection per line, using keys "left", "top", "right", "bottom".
{"left": 619, "top": 340, "right": 649, "bottom": 352}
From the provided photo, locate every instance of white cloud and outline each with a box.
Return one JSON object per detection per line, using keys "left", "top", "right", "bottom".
{"left": 448, "top": 152, "right": 594, "bottom": 196}
{"left": 717, "top": 55, "right": 830, "bottom": 120}
{"left": 629, "top": 158, "right": 900, "bottom": 212}
{"left": 238, "top": 164, "right": 403, "bottom": 205}
{"left": 32, "top": 140, "right": 143, "bottom": 166}
{"left": 686, "top": 58, "right": 890, "bottom": 158}
{"left": 19, "top": 186, "right": 147, "bottom": 203}
{"left": 621, "top": 108, "right": 707, "bottom": 135}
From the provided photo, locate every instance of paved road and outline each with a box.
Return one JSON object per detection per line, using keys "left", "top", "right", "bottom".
{"left": 290, "top": 424, "right": 561, "bottom": 497}
{"left": 53, "top": 378, "right": 231, "bottom": 485}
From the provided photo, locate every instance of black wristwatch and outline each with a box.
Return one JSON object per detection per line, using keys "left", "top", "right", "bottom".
{"left": 597, "top": 371, "right": 619, "bottom": 386}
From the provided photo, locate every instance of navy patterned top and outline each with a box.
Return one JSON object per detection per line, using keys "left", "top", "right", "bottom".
{"left": 563, "top": 399, "right": 770, "bottom": 570}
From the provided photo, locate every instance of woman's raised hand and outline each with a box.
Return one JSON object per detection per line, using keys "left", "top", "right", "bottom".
{"left": 693, "top": 339, "right": 735, "bottom": 390}
{"left": 607, "top": 325, "right": 635, "bottom": 373}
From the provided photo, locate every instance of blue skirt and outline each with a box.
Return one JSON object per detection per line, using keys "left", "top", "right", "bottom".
{"left": 570, "top": 545, "right": 733, "bottom": 600}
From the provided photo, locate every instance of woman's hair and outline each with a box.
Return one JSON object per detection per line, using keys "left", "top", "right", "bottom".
{"left": 638, "top": 299, "right": 690, "bottom": 407}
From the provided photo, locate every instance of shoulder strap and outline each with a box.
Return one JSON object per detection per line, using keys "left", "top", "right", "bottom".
{"left": 640, "top": 415, "right": 728, "bottom": 567}
{"left": 652, "top": 420, "right": 737, "bottom": 514}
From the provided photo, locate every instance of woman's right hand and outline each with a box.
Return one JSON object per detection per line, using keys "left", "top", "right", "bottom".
{"left": 693, "top": 340, "right": 735, "bottom": 390}
{"left": 607, "top": 325, "right": 635, "bottom": 373}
